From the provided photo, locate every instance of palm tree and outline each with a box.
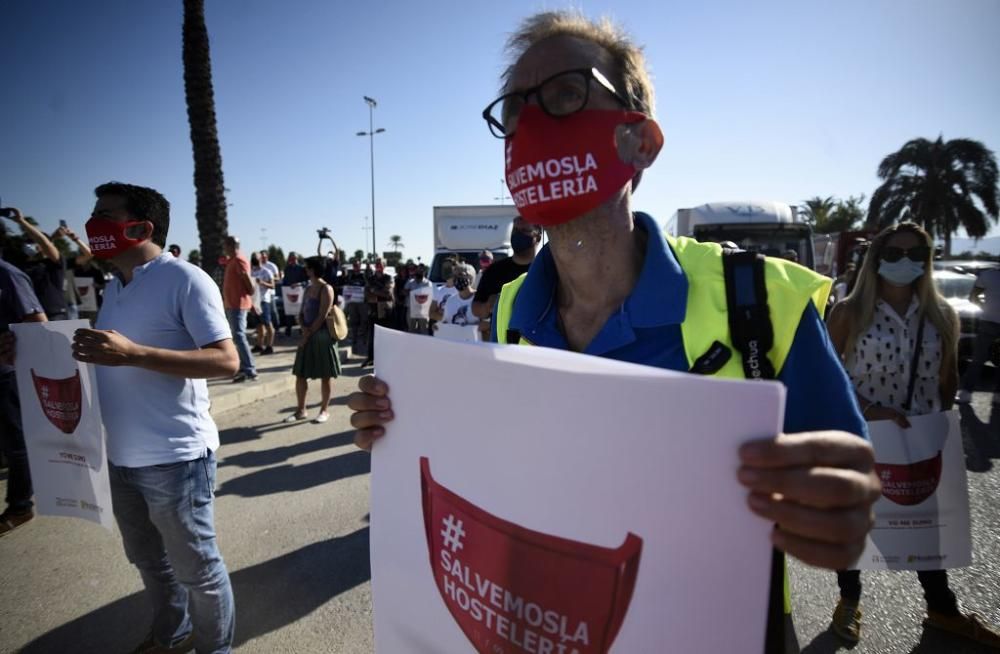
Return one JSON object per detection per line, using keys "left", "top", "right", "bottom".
{"left": 353, "top": 249, "right": 365, "bottom": 263}
{"left": 868, "top": 136, "right": 998, "bottom": 255}
{"left": 801, "top": 196, "right": 836, "bottom": 230}
{"left": 388, "top": 234, "right": 405, "bottom": 252}
{"left": 183, "top": 0, "right": 229, "bottom": 272}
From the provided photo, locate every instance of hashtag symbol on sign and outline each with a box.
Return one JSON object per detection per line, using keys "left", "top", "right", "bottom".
{"left": 441, "top": 514, "right": 466, "bottom": 553}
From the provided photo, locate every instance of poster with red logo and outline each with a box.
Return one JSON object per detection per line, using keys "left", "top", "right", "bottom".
{"left": 282, "top": 285, "right": 304, "bottom": 317}
{"left": 75, "top": 277, "right": 98, "bottom": 312}
{"left": 343, "top": 285, "right": 365, "bottom": 304}
{"left": 370, "top": 327, "right": 784, "bottom": 653}
{"left": 858, "top": 411, "right": 971, "bottom": 571}
{"left": 10, "top": 320, "right": 113, "bottom": 530}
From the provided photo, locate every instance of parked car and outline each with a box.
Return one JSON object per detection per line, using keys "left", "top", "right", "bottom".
{"left": 933, "top": 259, "right": 1000, "bottom": 275}
{"left": 934, "top": 270, "right": 998, "bottom": 364}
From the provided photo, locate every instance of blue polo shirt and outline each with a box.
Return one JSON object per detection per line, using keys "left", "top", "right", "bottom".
{"left": 499, "top": 213, "right": 867, "bottom": 438}
{"left": 96, "top": 254, "right": 232, "bottom": 467}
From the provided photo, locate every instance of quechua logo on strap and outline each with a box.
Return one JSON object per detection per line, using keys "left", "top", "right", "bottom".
{"left": 31, "top": 368, "right": 82, "bottom": 434}
{"left": 420, "top": 457, "right": 642, "bottom": 653}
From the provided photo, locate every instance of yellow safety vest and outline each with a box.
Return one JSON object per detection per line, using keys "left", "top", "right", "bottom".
{"left": 494, "top": 235, "right": 832, "bottom": 614}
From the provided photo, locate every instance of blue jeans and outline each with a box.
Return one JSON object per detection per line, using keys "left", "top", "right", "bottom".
{"left": 259, "top": 300, "right": 273, "bottom": 327}
{"left": 226, "top": 308, "right": 256, "bottom": 376}
{"left": 110, "top": 452, "right": 235, "bottom": 653}
{"left": 0, "top": 371, "right": 32, "bottom": 512}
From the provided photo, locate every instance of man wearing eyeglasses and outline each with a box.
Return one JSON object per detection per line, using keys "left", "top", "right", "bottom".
{"left": 349, "top": 11, "right": 880, "bottom": 651}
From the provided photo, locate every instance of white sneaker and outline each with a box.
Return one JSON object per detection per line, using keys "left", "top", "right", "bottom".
{"left": 313, "top": 412, "right": 329, "bottom": 424}
{"left": 956, "top": 390, "right": 973, "bottom": 404}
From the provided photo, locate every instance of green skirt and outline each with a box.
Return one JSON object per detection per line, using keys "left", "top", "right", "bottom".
{"left": 292, "top": 327, "right": 342, "bottom": 379}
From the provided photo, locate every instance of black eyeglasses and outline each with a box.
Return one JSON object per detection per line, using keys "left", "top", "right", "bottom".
{"left": 880, "top": 245, "right": 930, "bottom": 263}
{"left": 482, "top": 67, "right": 629, "bottom": 139}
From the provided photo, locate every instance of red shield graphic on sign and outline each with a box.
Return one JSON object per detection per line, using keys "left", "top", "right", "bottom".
{"left": 421, "top": 457, "right": 641, "bottom": 654}
{"left": 874, "top": 452, "right": 943, "bottom": 506}
{"left": 287, "top": 293, "right": 300, "bottom": 304}
{"left": 31, "top": 368, "right": 82, "bottom": 434}
{"left": 415, "top": 294, "right": 429, "bottom": 305}
{"left": 78, "top": 285, "right": 91, "bottom": 296}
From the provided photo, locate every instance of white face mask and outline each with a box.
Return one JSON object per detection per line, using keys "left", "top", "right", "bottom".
{"left": 878, "top": 258, "right": 925, "bottom": 286}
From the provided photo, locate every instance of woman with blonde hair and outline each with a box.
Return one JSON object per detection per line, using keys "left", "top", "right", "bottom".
{"left": 826, "top": 222, "right": 999, "bottom": 647}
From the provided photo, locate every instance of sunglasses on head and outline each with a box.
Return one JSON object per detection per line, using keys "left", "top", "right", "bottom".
{"left": 880, "top": 245, "right": 930, "bottom": 263}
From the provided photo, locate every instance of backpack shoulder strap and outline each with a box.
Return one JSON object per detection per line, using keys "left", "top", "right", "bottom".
{"left": 722, "top": 250, "right": 777, "bottom": 381}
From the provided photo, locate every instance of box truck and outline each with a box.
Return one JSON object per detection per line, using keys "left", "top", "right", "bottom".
{"left": 430, "top": 205, "right": 519, "bottom": 283}
{"left": 665, "top": 200, "right": 816, "bottom": 269}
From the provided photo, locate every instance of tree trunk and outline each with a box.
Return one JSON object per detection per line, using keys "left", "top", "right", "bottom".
{"left": 183, "top": 0, "right": 228, "bottom": 274}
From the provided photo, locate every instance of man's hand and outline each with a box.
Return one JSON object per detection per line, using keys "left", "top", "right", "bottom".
{"left": 347, "top": 375, "right": 393, "bottom": 451}
{"left": 738, "top": 431, "right": 881, "bottom": 570}
{"left": 72, "top": 328, "right": 143, "bottom": 367}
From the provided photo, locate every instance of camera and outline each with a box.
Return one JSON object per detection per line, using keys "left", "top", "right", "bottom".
{"left": 317, "top": 227, "right": 332, "bottom": 239}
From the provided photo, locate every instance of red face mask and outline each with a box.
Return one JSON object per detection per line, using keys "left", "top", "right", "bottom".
{"left": 85, "top": 217, "right": 148, "bottom": 259}
{"left": 505, "top": 106, "right": 644, "bottom": 226}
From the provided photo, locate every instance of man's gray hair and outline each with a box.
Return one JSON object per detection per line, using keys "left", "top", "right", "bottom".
{"left": 502, "top": 10, "right": 655, "bottom": 117}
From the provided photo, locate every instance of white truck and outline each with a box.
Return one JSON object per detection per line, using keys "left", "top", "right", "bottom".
{"left": 430, "top": 205, "right": 519, "bottom": 283}
{"left": 665, "top": 200, "right": 816, "bottom": 270}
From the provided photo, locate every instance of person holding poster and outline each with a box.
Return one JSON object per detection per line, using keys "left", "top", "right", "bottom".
{"left": 405, "top": 264, "right": 434, "bottom": 334}
{"left": 432, "top": 263, "right": 479, "bottom": 342}
{"left": 826, "top": 222, "right": 1000, "bottom": 647}
{"left": 67, "top": 182, "right": 239, "bottom": 653}
{"left": 0, "top": 254, "right": 47, "bottom": 536}
{"left": 285, "top": 256, "right": 342, "bottom": 424}
{"left": 349, "top": 11, "right": 882, "bottom": 653}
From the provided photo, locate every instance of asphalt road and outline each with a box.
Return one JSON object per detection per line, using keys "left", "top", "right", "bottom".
{"left": 1, "top": 358, "right": 997, "bottom": 653}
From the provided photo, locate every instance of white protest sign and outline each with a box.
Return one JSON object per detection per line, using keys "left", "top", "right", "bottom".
{"left": 433, "top": 323, "right": 481, "bottom": 343}
{"left": 857, "top": 411, "right": 971, "bottom": 571}
{"left": 282, "top": 285, "right": 304, "bottom": 317}
{"left": 370, "top": 327, "right": 784, "bottom": 654}
{"left": 75, "top": 278, "right": 98, "bottom": 312}
{"left": 11, "top": 320, "right": 113, "bottom": 530}
{"left": 343, "top": 285, "right": 365, "bottom": 304}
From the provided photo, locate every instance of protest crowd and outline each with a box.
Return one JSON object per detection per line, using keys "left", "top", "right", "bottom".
{"left": 1, "top": 8, "right": 999, "bottom": 654}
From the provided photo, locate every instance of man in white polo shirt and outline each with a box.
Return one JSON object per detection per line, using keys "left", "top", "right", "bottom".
{"left": 72, "top": 182, "right": 239, "bottom": 654}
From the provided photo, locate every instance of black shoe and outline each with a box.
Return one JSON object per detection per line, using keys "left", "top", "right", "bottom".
{"left": 251, "top": 345, "right": 262, "bottom": 353}
{"left": 262, "top": 346, "right": 274, "bottom": 355}
{"left": 0, "top": 508, "right": 35, "bottom": 537}
{"left": 232, "top": 372, "right": 259, "bottom": 383}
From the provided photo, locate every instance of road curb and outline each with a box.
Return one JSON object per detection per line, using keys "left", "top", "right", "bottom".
{"left": 209, "top": 373, "right": 297, "bottom": 417}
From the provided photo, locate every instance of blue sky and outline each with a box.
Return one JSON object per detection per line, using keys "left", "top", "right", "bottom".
{"left": 2, "top": 0, "right": 999, "bottom": 263}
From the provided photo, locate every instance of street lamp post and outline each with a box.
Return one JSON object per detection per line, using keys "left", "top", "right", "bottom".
{"left": 357, "top": 96, "right": 385, "bottom": 262}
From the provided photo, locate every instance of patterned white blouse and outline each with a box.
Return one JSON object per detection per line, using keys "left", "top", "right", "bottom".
{"left": 846, "top": 298, "right": 942, "bottom": 416}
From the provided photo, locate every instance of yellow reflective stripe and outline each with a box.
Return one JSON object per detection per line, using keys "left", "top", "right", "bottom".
{"left": 495, "top": 273, "right": 529, "bottom": 345}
